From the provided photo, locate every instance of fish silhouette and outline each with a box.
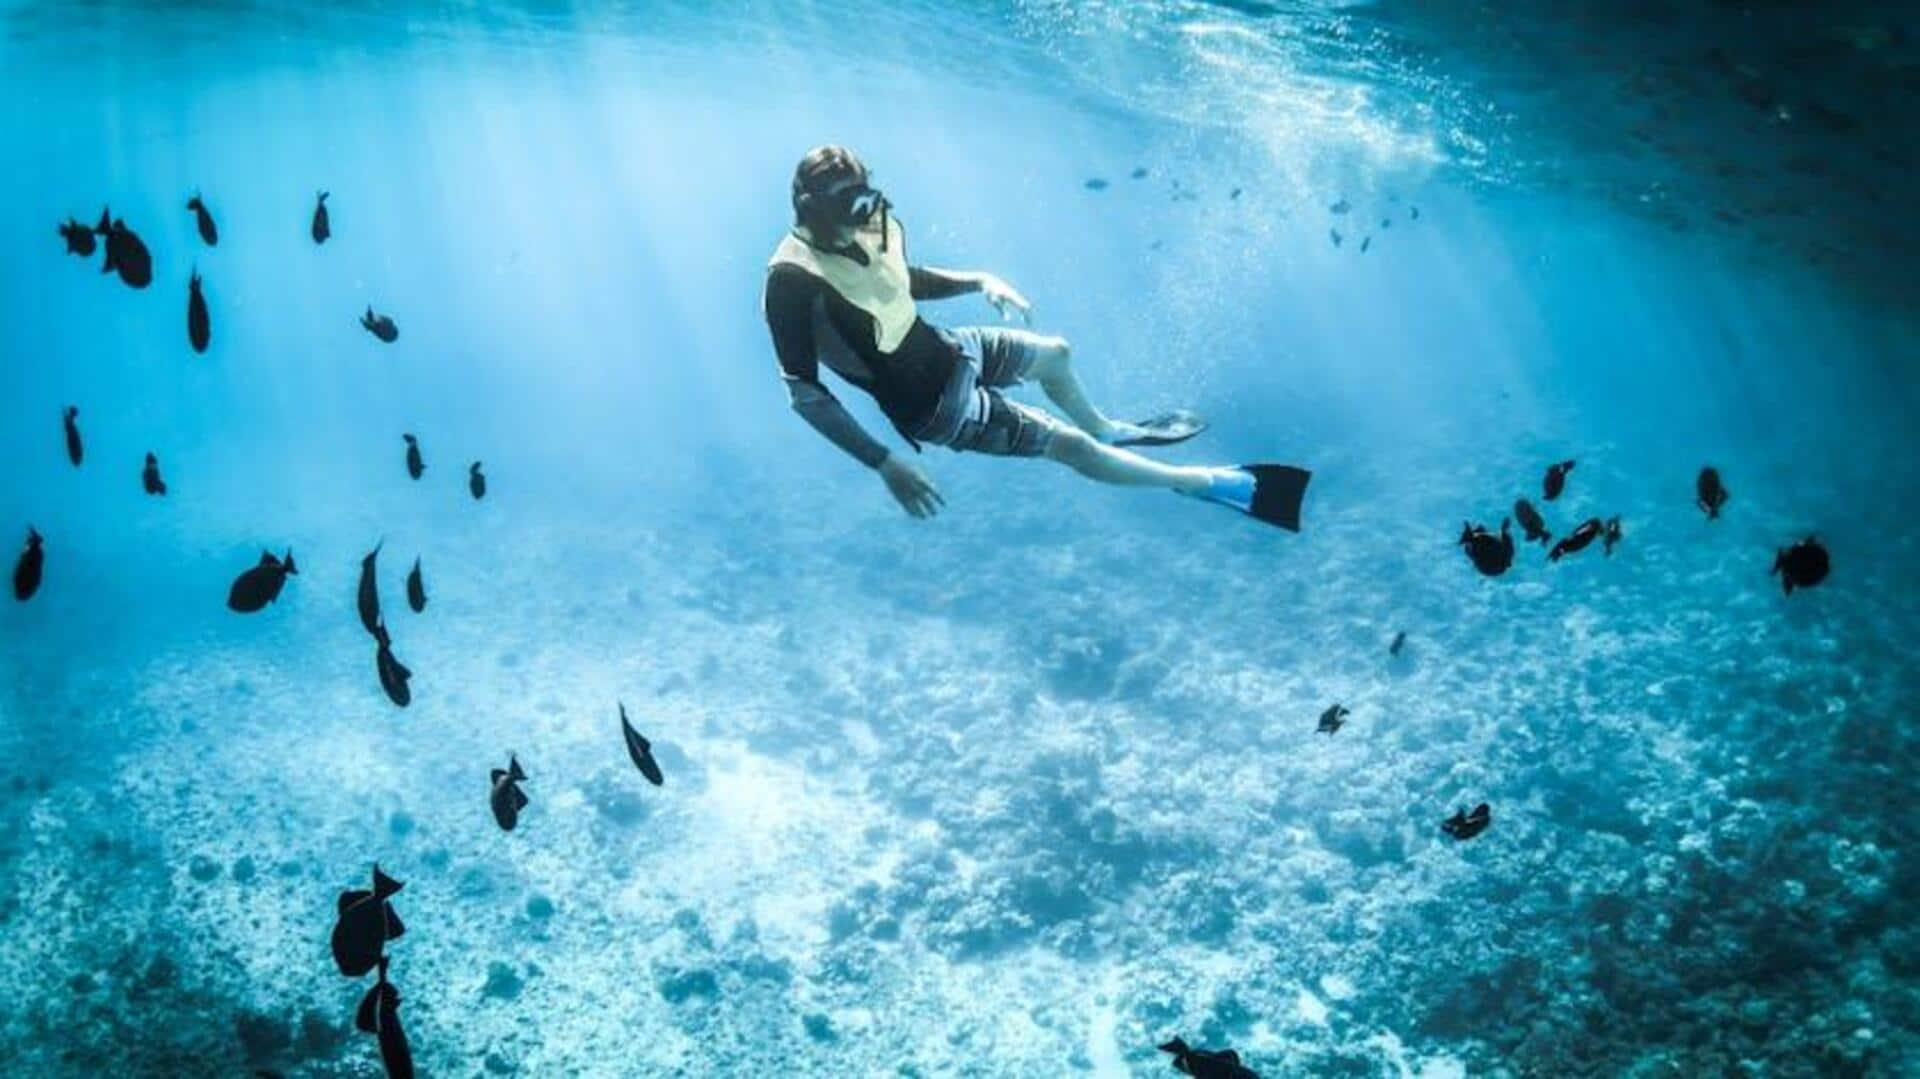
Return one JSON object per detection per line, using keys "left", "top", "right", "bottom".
{"left": 402, "top": 434, "right": 424, "bottom": 480}
{"left": 1548, "top": 518, "right": 1603, "bottom": 563}
{"left": 1316, "top": 704, "right": 1349, "bottom": 735}
{"left": 468, "top": 462, "right": 486, "bottom": 500}
{"left": 354, "top": 956, "right": 414, "bottom": 1079}
{"left": 13, "top": 528, "right": 44, "bottom": 602}
{"left": 1772, "top": 536, "right": 1829, "bottom": 595}
{"left": 142, "top": 452, "right": 167, "bottom": 496}
{"left": 1696, "top": 467, "right": 1729, "bottom": 520}
{"left": 490, "top": 754, "right": 529, "bottom": 831}
{"left": 1542, "top": 459, "right": 1575, "bottom": 501}
{"left": 1514, "top": 498, "right": 1551, "bottom": 545}
{"left": 331, "top": 864, "right": 404, "bottom": 977}
{"left": 1459, "top": 519, "right": 1514, "bottom": 577}
{"left": 227, "top": 550, "right": 297, "bottom": 612}
{"left": 187, "top": 270, "right": 210, "bottom": 353}
{"left": 58, "top": 217, "right": 96, "bottom": 257}
{"left": 1442, "top": 803, "right": 1491, "bottom": 840}
{"left": 621, "top": 703, "right": 664, "bottom": 786}
{"left": 95, "top": 208, "right": 152, "bottom": 288}
{"left": 405, "top": 558, "right": 426, "bottom": 613}
{"left": 361, "top": 307, "right": 398, "bottom": 343}
{"left": 1159, "top": 1037, "right": 1260, "bottom": 1078}
{"left": 186, "top": 193, "right": 218, "bottom": 246}
{"left": 62, "top": 406, "right": 82, "bottom": 466}
{"left": 311, "top": 191, "right": 331, "bottom": 244}
{"left": 1389, "top": 631, "right": 1406, "bottom": 657}
{"left": 373, "top": 619, "right": 412, "bottom": 707}
{"left": 357, "top": 542, "right": 384, "bottom": 637}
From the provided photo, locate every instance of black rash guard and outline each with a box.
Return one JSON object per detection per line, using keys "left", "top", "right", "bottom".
{"left": 764, "top": 257, "right": 977, "bottom": 468}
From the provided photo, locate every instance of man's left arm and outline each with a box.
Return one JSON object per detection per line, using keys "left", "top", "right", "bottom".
{"left": 910, "top": 265, "right": 1032, "bottom": 323}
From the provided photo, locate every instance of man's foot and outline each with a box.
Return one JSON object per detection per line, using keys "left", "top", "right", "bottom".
{"left": 1100, "top": 410, "right": 1209, "bottom": 447}
{"left": 1177, "top": 464, "right": 1311, "bottom": 532}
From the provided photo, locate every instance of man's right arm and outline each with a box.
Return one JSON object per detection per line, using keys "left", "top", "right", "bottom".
{"left": 764, "top": 266, "right": 892, "bottom": 470}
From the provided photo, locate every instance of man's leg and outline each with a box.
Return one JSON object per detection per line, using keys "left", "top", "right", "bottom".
{"left": 1022, "top": 335, "right": 1124, "bottom": 441}
{"left": 1044, "top": 427, "right": 1211, "bottom": 492}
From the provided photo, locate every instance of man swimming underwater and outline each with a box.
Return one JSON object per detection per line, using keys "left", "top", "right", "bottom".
{"left": 764, "top": 145, "right": 1308, "bottom": 529}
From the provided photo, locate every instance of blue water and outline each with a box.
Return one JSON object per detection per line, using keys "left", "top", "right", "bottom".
{"left": 3, "top": 2, "right": 1915, "bottom": 1076}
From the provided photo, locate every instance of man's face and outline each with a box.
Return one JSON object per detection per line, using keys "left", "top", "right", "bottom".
{"left": 819, "top": 171, "right": 885, "bottom": 232}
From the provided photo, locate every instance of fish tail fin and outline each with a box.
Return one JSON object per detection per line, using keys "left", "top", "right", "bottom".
{"left": 283, "top": 550, "right": 298, "bottom": 575}
{"left": 372, "top": 864, "right": 403, "bottom": 899}
{"left": 509, "top": 755, "right": 526, "bottom": 782}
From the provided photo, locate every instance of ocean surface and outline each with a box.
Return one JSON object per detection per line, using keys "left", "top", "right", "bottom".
{"left": 2, "top": 2, "right": 1915, "bottom": 1076}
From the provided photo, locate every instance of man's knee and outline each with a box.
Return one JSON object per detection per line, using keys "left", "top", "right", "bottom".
{"left": 1044, "top": 426, "right": 1098, "bottom": 467}
{"left": 1027, "top": 335, "right": 1073, "bottom": 382}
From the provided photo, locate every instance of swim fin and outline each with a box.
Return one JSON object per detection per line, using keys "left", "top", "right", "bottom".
{"left": 1184, "top": 464, "right": 1311, "bottom": 532}
{"left": 1109, "top": 410, "right": 1208, "bottom": 448}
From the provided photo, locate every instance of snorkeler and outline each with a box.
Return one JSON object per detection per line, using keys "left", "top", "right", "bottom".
{"left": 763, "top": 145, "right": 1309, "bottom": 530}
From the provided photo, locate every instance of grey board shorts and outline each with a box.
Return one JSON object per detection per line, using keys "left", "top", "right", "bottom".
{"left": 913, "top": 326, "right": 1069, "bottom": 457}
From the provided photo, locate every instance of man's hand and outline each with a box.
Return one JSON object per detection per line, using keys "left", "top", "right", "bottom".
{"left": 978, "top": 274, "right": 1033, "bottom": 325}
{"left": 879, "top": 453, "right": 945, "bottom": 519}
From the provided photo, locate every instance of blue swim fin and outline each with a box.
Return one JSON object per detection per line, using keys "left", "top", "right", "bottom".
{"left": 1184, "top": 464, "right": 1311, "bottom": 532}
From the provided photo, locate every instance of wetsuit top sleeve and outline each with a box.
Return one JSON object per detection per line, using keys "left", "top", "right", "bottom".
{"left": 764, "top": 264, "right": 893, "bottom": 470}
{"left": 909, "top": 265, "right": 980, "bottom": 301}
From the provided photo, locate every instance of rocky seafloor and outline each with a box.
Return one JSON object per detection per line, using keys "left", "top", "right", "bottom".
{"left": 1, "top": 428, "right": 1912, "bottom": 1078}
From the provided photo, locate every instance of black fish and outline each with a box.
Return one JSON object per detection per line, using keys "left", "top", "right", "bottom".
{"left": 1130, "top": 166, "right": 1148, "bottom": 180}
{"left": 227, "top": 549, "right": 297, "bottom": 612}
{"left": 186, "top": 193, "right": 218, "bottom": 246}
{"left": 1548, "top": 518, "right": 1603, "bottom": 563}
{"left": 406, "top": 557, "right": 426, "bottom": 613}
{"left": 355, "top": 956, "right": 414, "bottom": 1079}
{"left": 331, "top": 864, "right": 404, "bottom": 977}
{"left": 468, "top": 462, "right": 486, "bottom": 500}
{"left": 62, "top": 406, "right": 82, "bottom": 466}
{"left": 1513, "top": 498, "right": 1551, "bottom": 545}
{"left": 13, "top": 528, "right": 44, "bottom": 602}
{"left": 402, "top": 434, "right": 424, "bottom": 480}
{"left": 1602, "top": 516, "right": 1623, "bottom": 556}
{"left": 358, "top": 542, "right": 383, "bottom": 637}
{"left": 490, "top": 754, "right": 528, "bottom": 831}
{"left": 1329, "top": 198, "right": 1350, "bottom": 215}
{"left": 1388, "top": 631, "right": 1406, "bottom": 657}
{"left": 142, "top": 452, "right": 167, "bottom": 496}
{"left": 1459, "top": 518, "right": 1514, "bottom": 577}
{"left": 311, "top": 191, "right": 330, "bottom": 244}
{"left": 373, "top": 619, "right": 412, "bottom": 708}
{"left": 1229, "top": 187, "right": 1242, "bottom": 200}
{"left": 620, "top": 702, "right": 664, "bottom": 786}
{"left": 1084, "top": 178, "right": 1109, "bottom": 191}
{"left": 1159, "top": 1037, "right": 1260, "bottom": 1078}
{"left": 1442, "top": 803, "right": 1491, "bottom": 840}
{"left": 1316, "top": 704, "right": 1349, "bottom": 735}
{"left": 1772, "top": 536, "right": 1830, "bottom": 595}
{"left": 95, "top": 208, "right": 152, "bottom": 289}
{"left": 1359, "top": 235, "right": 1372, "bottom": 253}
{"left": 58, "top": 217, "right": 96, "bottom": 257}
{"left": 361, "top": 307, "right": 398, "bottom": 343}
{"left": 187, "top": 269, "right": 210, "bottom": 353}
{"left": 1696, "top": 466, "right": 1729, "bottom": 520}
{"left": 1542, "top": 459, "right": 1575, "bottom": 501}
